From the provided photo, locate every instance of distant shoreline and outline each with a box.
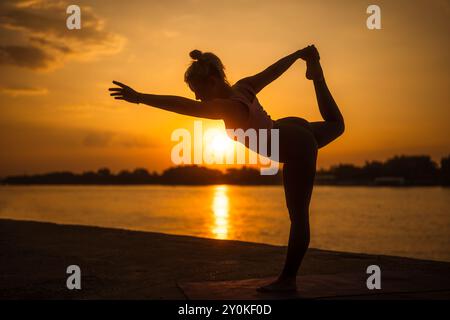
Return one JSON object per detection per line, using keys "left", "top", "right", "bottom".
{"left": 1, "top": 182, "right": 449, "bottom": 187}
{"left": 2, "top": 153, "right": 450, "bottom": 187}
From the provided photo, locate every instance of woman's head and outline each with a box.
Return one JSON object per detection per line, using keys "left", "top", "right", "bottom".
{"left": 184, "top": 49, "right": 228, "bottom": 101}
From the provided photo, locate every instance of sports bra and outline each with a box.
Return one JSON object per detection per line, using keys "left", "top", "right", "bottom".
{"left": 224, "top": 80, "right": 275, "bottom": 155}
{"left": 227, "top": 80, "right": 274, "bottom": 132}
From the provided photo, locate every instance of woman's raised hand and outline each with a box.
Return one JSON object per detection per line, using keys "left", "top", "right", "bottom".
{"left": 297, "top": 45, "right": 320, "bottom": 61}
{"left": 296, "top": 45, "right": 323, "bottom": 81}
{"left": 109, "top": 81, "right": 141, "bottom": 104}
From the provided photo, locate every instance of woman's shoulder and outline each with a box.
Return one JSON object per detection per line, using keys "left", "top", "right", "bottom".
{"left": 233, "top": 78, "right": 256, "bottom": 93}
{"left": 232, "top": 79, "right": 257, "bottom": 102}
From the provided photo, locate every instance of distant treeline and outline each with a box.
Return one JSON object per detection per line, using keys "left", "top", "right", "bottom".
{"left": 1, "top": 166, "right": 282, "bottom": 185}
{"left": 317, "top": 155, "right": 450, "bottom": 186}
{"left": 1, "top": 155, "right": 449, "bottom": 186}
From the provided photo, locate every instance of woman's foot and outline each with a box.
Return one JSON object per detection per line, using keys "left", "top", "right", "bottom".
{"left": 302, "top": 45, "right": 324, "bottom": 81}
{"left": 256, "top": 276, "right": 297, "bottom": 293}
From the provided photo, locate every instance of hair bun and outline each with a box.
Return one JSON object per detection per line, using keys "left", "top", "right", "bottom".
{"left": 189, "top": 49, "right": 203, "bottom": 61}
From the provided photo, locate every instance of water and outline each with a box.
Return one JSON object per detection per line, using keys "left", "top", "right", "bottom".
{"left": 0, "top": 185, "right": 449, "bottom": 262}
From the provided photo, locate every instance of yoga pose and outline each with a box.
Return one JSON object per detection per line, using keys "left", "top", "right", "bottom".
{"left": 109, "top": 45, "right": 344, "bottom": 292}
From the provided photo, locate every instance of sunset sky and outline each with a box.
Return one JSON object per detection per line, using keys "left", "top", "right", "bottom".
{"left": 0, "top": 0, "right": 449, "bottom": 176}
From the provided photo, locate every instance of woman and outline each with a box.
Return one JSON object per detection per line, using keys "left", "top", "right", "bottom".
{"left": 108, "top": 45, "right": 345, "bottom": 292}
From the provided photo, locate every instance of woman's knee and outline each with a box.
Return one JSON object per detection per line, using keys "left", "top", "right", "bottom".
{"left": 325, "top": 120, "right": 345, "bottom": 143}
{"left": 290, "top": 217, "right": 311, "bottom": 246}
{"left": 335, "top": 119, "right": 345, "bottom": 137}
{"left": 310, "top": 120, "right": 345, "bottom": 148}
{"left": 289, "top": 213, "right": 308, "bottom": 226}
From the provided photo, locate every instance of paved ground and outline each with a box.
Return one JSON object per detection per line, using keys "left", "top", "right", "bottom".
{"left": 1, "top": 219, "right": 449, "bottom": 299}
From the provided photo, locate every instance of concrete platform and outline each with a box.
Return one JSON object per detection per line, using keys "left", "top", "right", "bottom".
{"left": 178, "top": 271, "right": 450, "bottom": 300}
{"left": 2, "top": 219, "right": 450, "bottom": 299}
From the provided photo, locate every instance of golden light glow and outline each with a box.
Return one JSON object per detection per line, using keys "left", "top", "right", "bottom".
{"left": 211, "top": 133, "right": 233, "bottom": 156}
{"left": 211, "top": 185, "right": 230, "bottom": 239}
{"left": 203, "top": 129, "right": 235, "bottom": 163}
{"left": 0, "top": 1, "right": 448, "bottom": 175}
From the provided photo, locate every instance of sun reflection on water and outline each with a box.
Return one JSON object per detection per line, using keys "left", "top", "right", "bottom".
{"left": 211, "top": 185, "right": 230, "bottom": 239}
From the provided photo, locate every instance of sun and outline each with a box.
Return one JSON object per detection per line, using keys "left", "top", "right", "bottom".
{"left": 204, "top": 129, "right": 235, "bottom": 159}
{"left": 211, "top": 133, "right": 232, "bottom": 154}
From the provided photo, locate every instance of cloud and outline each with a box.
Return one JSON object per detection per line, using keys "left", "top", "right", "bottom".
{"left": 116, "top": 135, "right": 156, "bottom": 148}
{"left": 0, "top": 85, "right": 48, "bottom": 96}
{"left": 83, "top": 131, "right": 157, "bottom": 149}
{"left": 83, "top": 131, "right": 115, "bottom": 148}
{"left": 0, "top": 0, "right": 125, "bottom": 70}
{"left": 0, "top": 45, "right": 54, "bottom": 69}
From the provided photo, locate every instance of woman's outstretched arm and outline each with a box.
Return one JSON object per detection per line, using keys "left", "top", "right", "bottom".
{"left": 108, "top": 81, "right": 245, "bottom": 121}
{"left": 240, "top": 49, "right": 306, "bottom": 94}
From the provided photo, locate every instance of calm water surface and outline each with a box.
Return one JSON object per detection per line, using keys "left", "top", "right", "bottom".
{"left": 0, "top": 185, "right": 449, "bottom": 262}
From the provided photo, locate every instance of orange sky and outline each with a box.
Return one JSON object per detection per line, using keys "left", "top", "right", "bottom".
{"left": 0, "top": 0, "right": 449, "bottom": 176}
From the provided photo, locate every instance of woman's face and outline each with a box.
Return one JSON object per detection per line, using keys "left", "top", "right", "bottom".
{"left": 190, "top": 78, "right": 217, "bottom": 102}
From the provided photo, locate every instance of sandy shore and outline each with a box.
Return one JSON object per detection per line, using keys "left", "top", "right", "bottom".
{"left": 1, "top": 218, "right": 449, "bottom": 299}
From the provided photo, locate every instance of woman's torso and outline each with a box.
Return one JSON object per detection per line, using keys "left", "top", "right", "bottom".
{"left": 223, "top": 80, "right": 275, "bottom": 156}
{"left": 226, "top": 80, "right": 273, "bottom": 130}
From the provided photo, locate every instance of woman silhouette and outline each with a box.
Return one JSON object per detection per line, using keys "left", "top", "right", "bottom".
{"left": 109, "top": 45, "right": 344, "bottom": 292}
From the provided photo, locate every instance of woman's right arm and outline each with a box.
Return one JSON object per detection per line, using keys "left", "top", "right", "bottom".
{"left": 108, "top": 81, "right": 247, "bottom": 122}
{"left": 239, "top": 49, "right": 305, "bottom": 94}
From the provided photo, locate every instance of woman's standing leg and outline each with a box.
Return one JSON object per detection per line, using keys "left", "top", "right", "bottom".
{"left": 280, "top": 157, "right": 316, "bottom": 277}
{"left": 258, "top": 124, "right": 318, "bottom": 292}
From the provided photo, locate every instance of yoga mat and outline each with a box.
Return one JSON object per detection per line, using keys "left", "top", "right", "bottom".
{"left": 177, "top": 270, "right": 450, "bottom": 300}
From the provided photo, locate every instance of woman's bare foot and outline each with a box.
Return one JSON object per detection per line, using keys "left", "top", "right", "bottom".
{"left": 256, "top": 276, "right": 297, "bottom": 293}
{"left": 302, "top": 45, "right": 324, "bottom": 81}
